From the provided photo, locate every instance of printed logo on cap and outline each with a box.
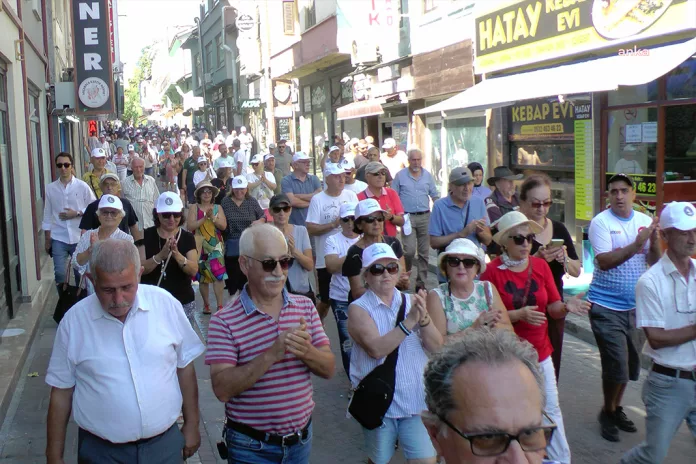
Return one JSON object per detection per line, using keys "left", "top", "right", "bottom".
{"left": 373, "top": 247, "right": 387, "bottom": 257}
{"left": 235, "top": 178, "right": 243, "bottom": 185}
{"left": 165, "top": 197, "right": 174, "bottom": 206}
{"left": 107, "top": 196, "right": 115, "bottom": 204}
{"left": 685, "top": 206, "right": 695, "bottom": 217}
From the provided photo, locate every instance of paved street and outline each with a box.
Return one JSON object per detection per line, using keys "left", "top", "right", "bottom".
{"left": 0, "top": 279, "right": 694, "bottom": 463}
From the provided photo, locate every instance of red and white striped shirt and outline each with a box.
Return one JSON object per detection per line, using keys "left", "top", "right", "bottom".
{"left": 205, "top": 288, "right": 330, "bottom": 434}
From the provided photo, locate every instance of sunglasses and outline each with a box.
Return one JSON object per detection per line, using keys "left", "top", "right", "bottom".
{"left": 369, "top": 262, "right": 400, "bottom": 276}
{"left": 201, "top": 189, "right": 213, "bottom": 194}
{"left": 99, "top": 210, "right": 121, "bottom": 218}
{"left": 56, "top": 163, "right": 72, "bottom": 169}
{"left": 361, "top": 216, "right": 385, "bottom": 224}
{"left": 246, "top": 256, "right": 294, "bottom": 272}
{"left": 341, "top": 216, "right": 355, "bottom": 223}
{"left": 271, "top": 205, "right": 292, "bottom": 214}
{"left": 530, "top": 200, "right": 553, "bottom": 209}
{"left": 160, "top": 212, "right": 182, "bottom": 219}
{"left": 369, "top": 171, "right": 387, "bottom": 177}
{"left": 446, "top": 257, "right": 478, "bottom": 269}
{"left": 510, "top": 234, "right": 536, "bottom": 245}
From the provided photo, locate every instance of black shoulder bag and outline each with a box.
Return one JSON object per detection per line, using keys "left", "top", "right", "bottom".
{"left": 348, "top": 293, "right": 406, "bottom": 430}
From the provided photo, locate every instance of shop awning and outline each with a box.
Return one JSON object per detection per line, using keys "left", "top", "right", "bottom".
{"left": 337, "top": 99, "right": 385, "bottom": 121}
{"left": 415, "top": 37, "right": 696, "bottom": 115}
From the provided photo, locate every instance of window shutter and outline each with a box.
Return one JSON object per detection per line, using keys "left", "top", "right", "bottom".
{"left": 283, "top": 0, "right": 295, "bottom": 35}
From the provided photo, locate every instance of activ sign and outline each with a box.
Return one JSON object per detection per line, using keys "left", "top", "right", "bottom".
{"left": 474, "top": 0, "right": 696, "bottom": 74}
{"left": 71, "top": 0, "right": 114, "bottom": 114}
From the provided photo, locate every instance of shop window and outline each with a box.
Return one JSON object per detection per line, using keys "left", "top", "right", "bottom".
{"left": 510, "top": 142, "right": 575, "bottom": 170}
{"left": 216, "top": 34, "right": 223, "bottom": 68}
{"left": 444, "top": 117, "right": 486, "bottom": 171}
{"left": 665, "top": 57, "right": 696, "bottom": 101}
{"left": 664, "top": 105, "right": 696, "bottom": 181}
{"left": 608, "top": 83, "right": 658, "bottom": 106}
{"left": 205, "top": 42, "right": 213, "bottom": 73}
{"left": 427, "top": 122, "right": 444, "bottom": 193}
{"left": 302, "top": 85, "right": 311, "bottom": 112}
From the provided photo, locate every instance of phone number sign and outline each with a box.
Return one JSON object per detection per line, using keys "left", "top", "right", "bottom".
{"left": 606, "top": 173, "right": 657, "bottom": 197}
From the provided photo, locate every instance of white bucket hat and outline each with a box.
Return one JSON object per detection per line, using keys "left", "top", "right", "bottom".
{"left": 492, "top": 211, "right": 543, "bottom": 245}
{"left": 362, "top": 243, "right": 398, "bottom": 269}
{"left": 438, "top": 238, "right": 487, "bottom": 274}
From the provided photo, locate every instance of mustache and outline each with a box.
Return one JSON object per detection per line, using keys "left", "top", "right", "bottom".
{"left": 264, "top": 276, "right": 284, "bottom": 283}
{"left": 108, "top": 301, "right": 131, "bottom": 311}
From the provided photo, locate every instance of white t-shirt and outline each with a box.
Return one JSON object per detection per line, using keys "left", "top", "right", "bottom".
{"left": 587, "top": 209, "right": 653, "bottom": 310}
{"left": 193, "top": 169, "right": 216, "bottom": 187}
{"left": 344, "top": 179, "right": 367, "bottom": 194}
{"left": 306, "top": 189, "right": 359, "bottom": 269}
{"left": 246, "top": 171, "right": 276, "bottom": 209}
{"left": 325, "top": 232, "right": 360, "bottom": 301}
{"left": 614, "top": 158, "right": 644, "bottom": 174}
{"left": 381, "top": 150, "right": 408, "bottom": 178}
{"left": 234, "top": 149, "right": 248, "bottom": 174}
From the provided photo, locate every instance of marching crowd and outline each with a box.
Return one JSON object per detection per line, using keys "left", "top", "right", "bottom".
{"left": 40, "top": 123, "right": 695, "bottom": 464}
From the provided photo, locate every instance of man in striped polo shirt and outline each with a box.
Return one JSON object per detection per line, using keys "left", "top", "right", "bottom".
{"left": 206, "top": 223, "right": 335, "bottom": 463}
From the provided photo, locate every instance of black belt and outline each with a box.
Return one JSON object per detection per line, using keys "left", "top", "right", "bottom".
{"left": 226, "top": 418, "right": 311, "bottom": 447}
{"left": 652, "top": 363, "right": 696, "bottom": 381}
{"left": 406, "top": 211, "right": 430, "bottom": 216}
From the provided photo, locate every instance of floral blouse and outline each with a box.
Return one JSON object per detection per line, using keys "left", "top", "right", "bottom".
{"left": 433, "top": 281, "right": 492, "bottom": 335}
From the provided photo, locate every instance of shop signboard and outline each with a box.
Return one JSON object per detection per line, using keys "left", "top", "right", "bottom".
{"left": 509, "top": 98, "right": 576, "bottom": 140}
{"left": 240, "top": 99, "right": 262, "bottom": 111}
{"left": 605, "top": 173, "right": 657, "bottom": 197}
{"left": 474, "top": 0, "right": 696, "bottom": 74}
{"left": 574, "top": 101, "right": 593, "bottom": 221}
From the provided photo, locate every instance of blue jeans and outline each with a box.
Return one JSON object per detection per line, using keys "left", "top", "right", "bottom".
{"left": 226, "top": 422, "right": 312, "bottom": 464}
{"left": 621, "top": 371, "right": 696, "bottom": 464}
{"left": 51, "top": 239, "right": 79, "bottom": 287}
{"left": 145, "top": 167, "right": 154, "bottom": 177}
{"left": 330, "top": 299, "right": 351, "bottom": 377}
{"left": 362, "top": 415, "right": 436, "bottom": 464}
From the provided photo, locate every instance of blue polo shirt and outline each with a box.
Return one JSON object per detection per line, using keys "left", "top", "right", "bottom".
{"left": 429, "top": 195, "right": 489, "bottom": 250}
{"left": 391, "top": 168, "right": 440, "bottom": 213}
{"left": 281, "top": 172, "right": 322, "bottom": 225}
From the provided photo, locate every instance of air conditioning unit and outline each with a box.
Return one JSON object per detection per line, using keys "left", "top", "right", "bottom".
{"left": 204, "top": 73, "right": 213, "bottom": 84}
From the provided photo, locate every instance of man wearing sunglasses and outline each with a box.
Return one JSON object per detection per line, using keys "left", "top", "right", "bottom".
{"left": 206, "top": 224, "right": 335, "bottom": 463}
{"left": 423, "top": 329, "right": 560, "bottom": 464}
{"left": 622, "top": 202, "right": 696, "bottom": 464}
{"left": 43, "top": 152, "right": 96, "bottom": 291}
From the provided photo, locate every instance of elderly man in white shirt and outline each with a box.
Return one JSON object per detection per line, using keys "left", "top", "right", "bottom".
{"left": 621, "top": 202, "right": 696, "bottom": 464}
{"left": 42, "top": 152, "right": 96, "bottom": 290}
{"left": 122, "top": 157, "right": 160, "bottom": 232}
{"left": 45, "top": 239, "right": 205, "bottom": 464}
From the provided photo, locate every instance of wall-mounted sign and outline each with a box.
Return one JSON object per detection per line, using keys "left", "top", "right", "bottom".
{"left": 236, "top": 14, "right": 256, "bottom": 32}
{"left": 475, "top": 0, "right": 696, "bottom": 74}
{"left": 71, "top": 0, "right": 114, "bottom": 114}
{"left": 509, "top": 98, "right": 576, "bottom": 139}
{"left": 240, "top": 99, "right": 262, "bottom": 111}
{"left": 574, "top": 101, "right": 593, "bottom": 221}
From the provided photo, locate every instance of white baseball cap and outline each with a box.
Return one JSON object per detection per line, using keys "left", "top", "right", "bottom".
{"left": 127, "top": 144, "right": 135, "bottom": 152}
{"left": 341, "top": 158, "right": 355, "bottom": 171}
{"left": 264, "top": 154, "right": 275, "bottom": 161}
{"left": 339, "top": 202, "right": 357, "bottom": 219}
{"left": 197, "top": 156, "right": 208, "bottom": 164}
{"left": 660, "top": 202, "right": 696, "bottom": 231}
{"left": 329, "top": 145, "right": 340, "bottom": 153}
{"left": 232, "top": 175, "right": 249, "bottom": 189}
{"left": 217, "top": 158, "right": 234, "bottom": 169}
{"left": 324, "top": 163, "right": 345, "bottom": 177}
{"left": 293, "top": 152, "right": 310, "bottom": 162}
{"left": 97, "top": 194, "right": 124, "bottom": 212}
{"left": 91, "top": 148, "right": 106, "bottom": 158}
{"left": 382, "top": 138, "right": 396, "bottom": 149}
{"left": 156, "top": 192, "right": 183, "bottom": 213}
{"left": 355, "top": 198, "right": 385, "bottom": 219}
{"left": 250, "top": 154, "right": 263, "bottom": 164}
{"left": 362, "top": 243, "right": 398, "bottom": 269}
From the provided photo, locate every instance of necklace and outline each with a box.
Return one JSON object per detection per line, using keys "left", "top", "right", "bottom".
{"left": 500, "top": 252, "right": 528, "bottom": 270}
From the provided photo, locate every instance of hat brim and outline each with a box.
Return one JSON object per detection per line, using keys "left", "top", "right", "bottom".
{"left": 493, "top": 219, "right": 544, "bottom": 244}
{"left": 450, "top": 177, "right": 473, "bottom": 186}
{"left": 487, "top": 174, "right": 524, "bottom": 186}
{"left": 194, "top": 183, "right": 220, "bottom": 198}
{"left": 437, "top": 251, "right": 486, "bottom": 275}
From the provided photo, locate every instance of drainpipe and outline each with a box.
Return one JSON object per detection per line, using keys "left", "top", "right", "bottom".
{"left": 222, "top": 5, "right": 239, "bottom": 126}
{"left": 263, "top": 0, "right": 275, "bottom": 144}
{"left": 194, "top": 3, "right": 209, "bottom": 126}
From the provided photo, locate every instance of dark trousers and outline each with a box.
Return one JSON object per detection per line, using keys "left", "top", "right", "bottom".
{"left": 225, "top": 256, "right": 248, "bottom": 295}
{"left": 78, "top": 423, "right": 184, "bottom": 464}
{"left": 547, "top": 316, "right": 565, "bottom": 381}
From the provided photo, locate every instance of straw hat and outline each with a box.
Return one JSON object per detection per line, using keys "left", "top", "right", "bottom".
{"left": 194, "top": 180, "right": 220, "bottom": 199}
{"left": 492, "top": 211, "right": 543, "bottom": 244}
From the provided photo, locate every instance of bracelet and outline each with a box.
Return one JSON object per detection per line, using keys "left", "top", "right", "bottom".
{"left": 152, "top": 255, "right": 162, "bottom": 265}
{"left": 419, "top": 319, "right": 431, "bottom": 328}
{"left": 180, "top": 257, "right": 188, "bottom": 267}
{"left": 398, "top": 322, "right": 411, "bottom": 336}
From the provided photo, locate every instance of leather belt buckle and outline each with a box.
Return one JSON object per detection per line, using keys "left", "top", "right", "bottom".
{"left": 281, "top": 430, "right": 301, "bottom": 446}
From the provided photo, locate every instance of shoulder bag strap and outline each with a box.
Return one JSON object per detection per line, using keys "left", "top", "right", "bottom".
{"left": 382, "top": 293, "right": 407, "bottom": 371}
{"left": 484, "top": 281, "right": 493, "bottom": 309}
{"left": 463, "top": 201, "right": 471, "bottom": 228}
{"left": 520, "top": 261, "right": 534, "bottom": 308}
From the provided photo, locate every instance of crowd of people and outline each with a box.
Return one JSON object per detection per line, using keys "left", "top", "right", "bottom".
{"left": 40, "top": 123, "right": 695, "bottom": 464}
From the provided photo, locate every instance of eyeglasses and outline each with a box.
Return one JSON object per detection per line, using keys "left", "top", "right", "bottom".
{"left": 56, "top": 163, "right": 72, "bottom": 169}
{"left": 510, "top": 234, "right": 536, "bottom": 245}
{"left": 361, "top": 216, "right": 385, "bottom": 224}
{"left": 246, "top": 256, "right": 294, "bottom": 272}
{"left": 341, "top": 216, "right": 355, "bottom": 223}
{"left": 201, "top": 189, "right": 213, "bottom": 194}
{"left": 445, "top": 257, "right": 478, "bottom": 269}
{"left": 530, "top": 200, "right": 553, "bottom": 209}
{"left": 369, "top": 262, "right": 399, "bottom": 276}
{"left": 99, "top": 210, "right": 120, "bottom": 218}
{"left": 160, "top": 212, "right": 182, "bottom": 219}
{"left": 271, "top": 205, "right": 292, "bottom": 214}
{"left": 369, "top": 171, "right": 387, "bottom": 177}
{"left": 439, "top": 412, "right": 556, "bottom": 457}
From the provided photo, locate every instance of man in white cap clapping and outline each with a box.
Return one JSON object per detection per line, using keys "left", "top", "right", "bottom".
{"left": 83, "top": 148, "right": 113, "bottom": 199}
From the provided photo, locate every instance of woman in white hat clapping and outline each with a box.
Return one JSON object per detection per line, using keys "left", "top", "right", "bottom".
{"left": 426, "top": 238, "right": 512, "bottom": 341}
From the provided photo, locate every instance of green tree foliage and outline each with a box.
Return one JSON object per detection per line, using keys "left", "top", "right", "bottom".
{"left": 121, "top": 44, "right": 156, "bottom": 125}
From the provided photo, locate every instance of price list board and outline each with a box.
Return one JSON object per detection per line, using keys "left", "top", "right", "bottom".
{"left": 574, "top": 103, "right": 593, "bottom": 221}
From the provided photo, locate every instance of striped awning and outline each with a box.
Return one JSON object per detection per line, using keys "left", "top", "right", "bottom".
{"left": 336, "top": 98, "right": 385, "bottom": 121}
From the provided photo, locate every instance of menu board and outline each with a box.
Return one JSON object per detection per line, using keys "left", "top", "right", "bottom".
{"left": 574, "top": 103, "right": 593, "bottom": 221}
{"left": 276, "top": 118, "right": 291, "bottom": 142}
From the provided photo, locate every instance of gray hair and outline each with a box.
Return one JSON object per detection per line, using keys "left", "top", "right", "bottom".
{"left": 89, "top": 239, "right": 141, "bottom": 281}
{"left": 407, "top": 147, "right": 422, "bottom": 158}
{"left": 423, "top": 330, "right": 544, "bottom": 432}
{"left": 239, "top": 223, "right": 287, "bottom": 257}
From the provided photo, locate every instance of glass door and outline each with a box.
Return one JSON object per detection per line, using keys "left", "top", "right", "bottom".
{"left": 425, "top": 119, "right": 444, "bottom": 196}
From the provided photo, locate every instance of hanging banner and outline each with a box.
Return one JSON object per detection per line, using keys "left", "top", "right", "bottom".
{"left": 71, "top": 0, "right": 115, "bottom": 114}
{"left": 574, "top": 102, "right": 593, "bottom": 221}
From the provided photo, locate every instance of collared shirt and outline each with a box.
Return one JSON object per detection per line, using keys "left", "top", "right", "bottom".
{"left": 42, "top": 177, "right": 96, "bottom": 245}
{"left": 83, "top": 171, "right": 109, "bottom": 199}
{"left": 349, "top": 290, "right": 428, "bottom": 418}
{"left": 122, "top": 175, "right": 160, "bottom": 231}
{"left": 206, "top": 287, "right": 330, "bottom": 434}
{"left": 213, "top": 154, "right": 233, "bottom": 170}
{"left": 636, "top": 253, "right": 696, "bottom": 370}
{"left": 485, "top": 189, "right": 520, "bottom": 223}
{"left": 45, "top": 285, "right": 205, "bottom": 443}
{"left": 357, "top": 187, "right": 405, "bottom": 237}
{"left": 472, "top": 184, "right": 492, "bottom": 200}
{"left": 429, "top": 195, "right": 489, "bottom": 249}
{"left": 281, "top": 173, "right": 322, "bottom": 226}
{"left": 390, "top": 168, "right": 439, "bottom": 213}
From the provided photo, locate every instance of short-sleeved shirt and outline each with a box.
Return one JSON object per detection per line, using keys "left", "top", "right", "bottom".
{"left": 220, "top": 196, "right": 264, "bottom": 255}
{"left": 141, "top": 227, "right": 197, "bottom": 305}
{"left": 205, "top": 287, "right": 329, "bottom": 434}
{"left": 281, "top": 173, "right": 322, "bottom": 226}
{"left": 183, "top": 157, "right": 198, "bottom": 185}
{"left": 79, "top": 197, "right": 138, "bottom": 234}
{"left": 380, "top": 150, "right": 409, "bottom": 178}
{"left": 325, "top": 232, "right": 360, "bottom": 302}
{"left": 390, "top": 168, "right": 439, "bottom": 213}
{"left": 587, "top": 209, "right": 653, "bottom": 310}
{"left": 356, "top": 187, "right": 404, "bottom": 237}
{"left": 636, "top": 254, "right": 696, "bottom": 370}
{"left": 480, "top": 257, "right": 560, "bottom": 362}
{"left": 342, "top": 236, "right": 404, "bottom": 302}
{"left": 287, "top": 225, "right": 312, "bottom": 294}
{"left": 485, "top": 190, "right": 520, "bottom": 224}
{"left": 233, "top": 149, "right": 248, "bottom": 174}
{"left": 306, "top": 190, "right": 359, "bottom": 268}
{"left": 246, "top": 171, "right": 276, "bottom": 210}
{"left": 429, "top": 195, "right": 489, "bottom": 250}
{"left": 214, "top": 155, "right": 233, "bottom": 170}
{"left": 530, "top": 220, "right": 579, "bottom": 297}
